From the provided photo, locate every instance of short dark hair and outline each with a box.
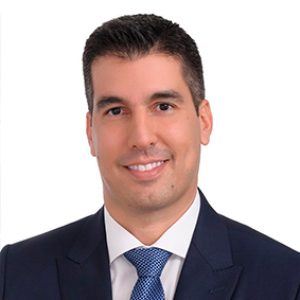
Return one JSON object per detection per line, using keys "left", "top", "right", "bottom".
{"left": 83, "top": 14, "right": 205, "bottom": 115}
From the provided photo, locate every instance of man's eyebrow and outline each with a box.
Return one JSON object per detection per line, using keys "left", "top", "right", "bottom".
{"left": 95, "top": 96, "right": 126, "bottom": 110}
{"left": 149, "top": 90, "right": 184, "bottom": 103}
{"left": 94, "top": 90, "right": 183, "bottom": 110}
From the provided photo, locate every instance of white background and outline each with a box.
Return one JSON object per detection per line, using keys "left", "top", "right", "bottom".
{"left": 1, "top": 0, "right": 299, "bottom": 250}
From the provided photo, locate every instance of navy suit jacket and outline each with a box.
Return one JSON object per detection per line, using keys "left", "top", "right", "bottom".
{"left": 1, "top": 191, "right": 300, "bottom": 299}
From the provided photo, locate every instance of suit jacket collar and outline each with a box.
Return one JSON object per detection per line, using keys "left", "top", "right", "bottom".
{"left": 174, "top": 190, "right": 243, "bottom": 299}
{"left": 57, "top": 190, "right": 242, "bottom": 300}
{"left": 56, "top": 209, "right": 112, "bottom": 300}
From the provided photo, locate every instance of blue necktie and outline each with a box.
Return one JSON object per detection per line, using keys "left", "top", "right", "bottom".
{"left": 124, "top": 247, "right": 171, "bottom": 300}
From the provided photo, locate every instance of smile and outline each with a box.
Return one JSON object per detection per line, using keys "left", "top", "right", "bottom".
{"left": 127, "top": 161, "right": 165, "bottom": 172}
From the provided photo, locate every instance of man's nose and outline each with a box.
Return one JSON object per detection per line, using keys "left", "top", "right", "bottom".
{"left": 127, "top": 113, "right": 157, "bottom": 150}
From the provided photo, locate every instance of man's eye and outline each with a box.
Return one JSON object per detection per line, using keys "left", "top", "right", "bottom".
{"left": 107, "top": 107, "right": 122, "bottom": 115}
{"left": 157, "top": 103, "right": 172, "bottom": 111}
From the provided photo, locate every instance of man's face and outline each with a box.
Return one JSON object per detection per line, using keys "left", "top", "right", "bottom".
{"left": 87, "top": 53, "right": 212, "bottom": 219}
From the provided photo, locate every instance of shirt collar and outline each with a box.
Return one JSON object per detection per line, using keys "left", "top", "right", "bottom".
{"left": 104, "top": 191, "right": 200, "bottom": 264}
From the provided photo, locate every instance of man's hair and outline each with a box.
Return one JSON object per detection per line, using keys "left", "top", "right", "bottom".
{"left": 83, "top": 14, "right": 205, "bottom": 115}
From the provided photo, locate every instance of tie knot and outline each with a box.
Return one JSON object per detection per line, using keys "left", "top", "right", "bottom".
{"left": 124, "top": 247, "right": 171, "bottom": 277}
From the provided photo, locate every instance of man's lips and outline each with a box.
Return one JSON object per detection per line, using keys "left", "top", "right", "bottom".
{"left": 123, "top": 159, "right": 169, "bottom": 180}
{"left": 126, "top": 160, "right": 166, "bottom": 172}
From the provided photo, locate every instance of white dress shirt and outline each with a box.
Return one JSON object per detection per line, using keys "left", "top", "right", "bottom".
{"left": 104, "top": 192, "right": 200, "bottom": 300}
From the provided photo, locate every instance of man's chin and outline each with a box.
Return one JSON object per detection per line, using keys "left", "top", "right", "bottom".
{"left": 122, "top": 185, "right": 177, "bottom": 212}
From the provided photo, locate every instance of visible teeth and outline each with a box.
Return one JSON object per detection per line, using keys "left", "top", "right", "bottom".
{"left": 128, "top": 161, "right": 164, "bottom": 172}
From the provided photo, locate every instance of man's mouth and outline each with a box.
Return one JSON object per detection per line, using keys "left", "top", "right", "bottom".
{"left": 127, "top": 160, "right": 165, "bottom": 172}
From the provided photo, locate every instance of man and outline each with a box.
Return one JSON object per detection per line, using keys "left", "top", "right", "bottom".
{"left": 0, "top": 13, "right": 299, "bottom": 300}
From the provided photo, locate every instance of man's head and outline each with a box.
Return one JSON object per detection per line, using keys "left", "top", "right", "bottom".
{"left": 83, "top": 14, "right": 205, "bottom": 116}
{"left": 84, "top": 14, "right": 212, "bottom": 233}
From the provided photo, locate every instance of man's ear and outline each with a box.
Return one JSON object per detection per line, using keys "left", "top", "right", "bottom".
{"left": 86, "top": 112, "right": 96, "bottom": 156}
{"left": 198, "top": 99, "right": 213, "bottom": 145}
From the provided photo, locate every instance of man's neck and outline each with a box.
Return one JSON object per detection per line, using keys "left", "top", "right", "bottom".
{"left": 105, "top": 190, "right": 197, "bottom": 245}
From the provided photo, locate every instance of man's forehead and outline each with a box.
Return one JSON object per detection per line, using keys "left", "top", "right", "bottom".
{"left": 89, "top": 52, "right": 197, "bottom": 113}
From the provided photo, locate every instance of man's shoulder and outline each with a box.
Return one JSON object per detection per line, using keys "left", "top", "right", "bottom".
{"left": 219, "top": 214, "right": 300, "bottom": 272}
{"left": 0, "top": 209, "right": 106, "bottom": 298}
{"left": 0, "top": 210, "right": 102, "bottom": 261}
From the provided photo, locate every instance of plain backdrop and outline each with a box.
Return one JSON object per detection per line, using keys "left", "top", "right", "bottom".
{"left": 1, "top": 0, "right": 299, "bottom": 250}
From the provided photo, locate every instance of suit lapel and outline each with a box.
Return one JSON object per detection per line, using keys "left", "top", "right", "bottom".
{"left": 56, "top": 209, "right": 112, "bottom": 300}
{"left": 174, "top": 190, "right": 243, "bottom": 299}
{"left": 55, "top": 191, "right": 242, "bottom": 299}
